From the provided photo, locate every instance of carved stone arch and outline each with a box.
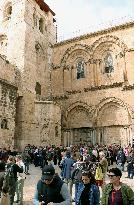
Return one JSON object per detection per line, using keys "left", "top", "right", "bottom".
{"left": 95, "top": 97, "right": 133, "bottom": 127}
{"left": 65, "top": 101, "right": 94, "bottom": 128}
{"left": 90, "top": 35, "right": 128, "bottom": 56}
{"left": 66, "top": 101, "right": 94, "bottom": 118}
{"left": 60, "top": 44, "right": 90, "bottom": 67}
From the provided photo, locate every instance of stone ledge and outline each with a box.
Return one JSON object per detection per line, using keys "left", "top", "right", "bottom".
{"left": 84, "top": 82, "right": 123, "bottom": 92}
{"left": 122, "top": 84, "right": 134, "bottom": 90}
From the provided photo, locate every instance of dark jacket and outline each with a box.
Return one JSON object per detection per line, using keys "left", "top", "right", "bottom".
{"left": 37, "top": 175, "right": 64, "bottom": 204}
{"left": 6, "top": 163, "right": 23, "bottom": 181}
{"left": 116, "top": 150, "right": 126, "bottom": 164}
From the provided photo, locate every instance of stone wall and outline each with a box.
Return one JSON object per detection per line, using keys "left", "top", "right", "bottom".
{"left": 34, "top": 101, "right": 61, "bottom": 147}
{"left": 51, "top": 23, "right": 134, "bottom": 146}
{"left": 1, "top": 0, "right": 134, "bottom": 148}
{"left": 0, "top": 0, "right": 56, "bottom": 149}
{"left": 0, "top": 55, "right": 18, "bottom": 148}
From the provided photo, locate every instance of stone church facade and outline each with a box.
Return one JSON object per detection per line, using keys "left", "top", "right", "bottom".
{"left": 0, "top": 0, "right": 134, "bottom": 149}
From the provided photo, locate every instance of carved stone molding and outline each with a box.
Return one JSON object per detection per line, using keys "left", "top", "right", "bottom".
{"left": 122, "top": 84, "right": 134, "bottom": 91}
{"left": 65, "top": 101, "right": 95, "bottom": 119}
{"left": 52, "top": 94, "right": 68, "bottom": 100}
{"left": 91, "top": 35, "right": 128, "bottom": 55}
{"left": 60, "top": 44, "right": 90, "bottom": 67}
{"left": 95, "top": 97, "right": 134, "bottom": 120}
{"left": 65, "top": 90, "right": 82, "bottom": 95}
{"left": 84, "top": 82, "right": 123, "bottom": 92}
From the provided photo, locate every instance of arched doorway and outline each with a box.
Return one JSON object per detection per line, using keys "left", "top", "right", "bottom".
{"left": 96, "top": 99, "right": 132, "bottom": 146}
{"left": 63, "top": 103, "right": 95, "bottom": 146}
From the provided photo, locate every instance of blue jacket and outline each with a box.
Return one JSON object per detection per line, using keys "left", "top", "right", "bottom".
{"left": 60, "top": 156, "right": 74, "bottom": 180}
{"left": 76, "top": 183, "right": 100, "bottom": 205}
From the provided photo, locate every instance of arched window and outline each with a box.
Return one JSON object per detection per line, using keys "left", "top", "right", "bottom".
{"left": 3, "top": 2, "right": 12, "bottom": 21}
{"left": 35, "top": 82, "right": 41, "bottom": 95}
{"left": 76, "top": 59, "right": 85, "bottom": 79}
{"left": 104, "top": 53, "right": 114, "bottom": 73}
{"left": 39, "top": 18, "right": 44, "bottom": 33}
{"left": 1, "top": 119, "right": 8, "bottom": 129}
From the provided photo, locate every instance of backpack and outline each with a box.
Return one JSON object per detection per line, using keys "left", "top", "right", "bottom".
{"left": 71, "top": 163, "right": 86, "bottom": 182}
{"left": 71, "top": 168, "right": 82, "bottom": 182}
{"left": 95, "top": 166, "right": 103, "bottom": 180}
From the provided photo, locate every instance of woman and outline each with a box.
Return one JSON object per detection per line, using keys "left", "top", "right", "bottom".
{"left": 76, "top": 170, "right": 100, "bottom": 205}
{"left": 101, "top": 167, "right": 134, "bottom": 205}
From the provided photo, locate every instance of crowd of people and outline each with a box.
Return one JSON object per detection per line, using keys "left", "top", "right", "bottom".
{"left": 0, "top": 143, "right": 134, "bottom": 205}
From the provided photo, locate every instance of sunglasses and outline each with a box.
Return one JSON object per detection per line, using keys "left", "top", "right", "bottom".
{"left": 108, "top": 174, "right": 116, "bottom": 178}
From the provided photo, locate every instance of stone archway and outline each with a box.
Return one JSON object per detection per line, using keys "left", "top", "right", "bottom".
{"left": 95, "top": 97, "right": 133, "bottom": 146}
{"left": 63, "top": 102, "right": 96, "bottom": 146}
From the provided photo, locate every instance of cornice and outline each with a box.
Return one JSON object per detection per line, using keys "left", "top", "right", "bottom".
{"left": 122, "top": 84, "right": 134, "bottom": 90}
{"left": 53, "top": 21, "right": 134, "bottom": 47}
{"left": 84, "top": 82, "right": 123, "bottom": 92}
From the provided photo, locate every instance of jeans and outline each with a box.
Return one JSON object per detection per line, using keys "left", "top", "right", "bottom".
{"left": 24, "top": 162, "right": 29, "bottom": 173}
{"left": 127, "top": 163, "right": 133, "bottom": 178}
{"left": 16, "top": 179, "right": 25, "bottom": 204}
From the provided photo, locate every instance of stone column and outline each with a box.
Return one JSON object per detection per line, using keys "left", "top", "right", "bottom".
{"left": 93, "top": 60, "right": 98, "bottom": 86}
{"left": 70, "top": 130, "right": 73, "bottom": 145}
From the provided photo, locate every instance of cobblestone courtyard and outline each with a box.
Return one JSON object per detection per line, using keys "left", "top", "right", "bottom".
{"left": 22, "top": 163, "right": 134, "bottom": 205}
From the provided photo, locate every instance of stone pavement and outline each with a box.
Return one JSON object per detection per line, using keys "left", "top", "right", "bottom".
{"left": 22, "top": 163, "right": 134, "bottom": 205}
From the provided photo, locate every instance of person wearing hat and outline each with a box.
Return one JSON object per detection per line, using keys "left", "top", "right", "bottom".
{"left": 33, "top": 165, "right": 71, "bottom": 205}
{"left": 101, "top": 167, "right": 134, "bottom": 205}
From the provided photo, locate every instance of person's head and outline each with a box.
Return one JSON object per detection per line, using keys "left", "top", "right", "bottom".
{"left": 99, "top": 151, "right": 105, "bottom": 159}
{"left": 108, "top": 168, "right": 122, "bottom": 184}
{"left": 16, "top": 155, "right": 22, "bottom": 162}
{"left": 66, "top": 151, "right": 71, "bottom": 158}
{"left": 7, "top": 156, "right": 16, "bottom": 164}
{"left": 81, "top": 170, "right": 96, "bottom": 185}
{"left": 41, "top": 165, "right": 55, "bottom": 185}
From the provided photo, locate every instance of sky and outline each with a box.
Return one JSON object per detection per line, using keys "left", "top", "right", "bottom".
{"left": 45, "top": 0, "right": 134, "bottom": 41}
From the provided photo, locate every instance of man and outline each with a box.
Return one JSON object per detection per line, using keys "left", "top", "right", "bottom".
{"left": 101, "top": 167, "right": 134, "bottom": 205}
{"left": 33, "top": 165, "right": 71, "bottom": 205}
{"left": 126, "top": 147, "right": 134, "bottom": 179}
{"left": 60, "top": 151, "right": 74, "bottom": 195}
{"left": 21, "top": 151, "right": 31, "bottom": 175}
{"left": 99, "top": 151, "right": 108, "bottom": 184}
{"left": 6, "top": 156, "right": 23, "bottom": 205}
{"left": 116, "top": 147, "right": 126, "bottom": 171}
{"left": 15, "top": 155, "right": 26, "bottom": 205}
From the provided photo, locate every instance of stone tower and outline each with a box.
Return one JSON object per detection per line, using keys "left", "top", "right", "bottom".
{"left": 0, "top": 0, "right": 60, "bottom": 149}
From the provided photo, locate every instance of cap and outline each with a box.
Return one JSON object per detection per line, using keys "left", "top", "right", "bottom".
{"left": 42, "top": 165, "right": 55, "bottom": 180}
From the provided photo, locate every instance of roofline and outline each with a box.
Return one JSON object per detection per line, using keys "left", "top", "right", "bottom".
{"left": 35, "top": 0, "right": 55, "bottom": 16}
{"left": 54, "top": 21, "right": 134, "bottom": 47}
